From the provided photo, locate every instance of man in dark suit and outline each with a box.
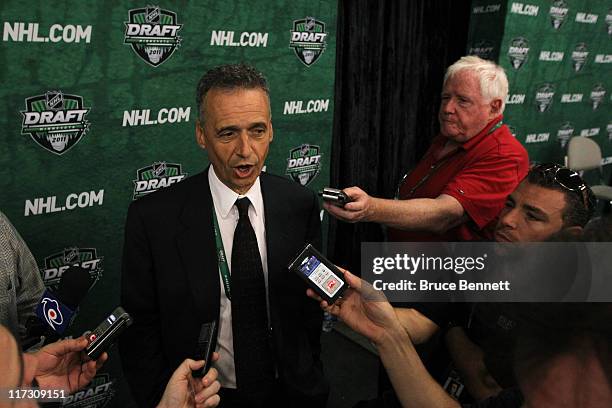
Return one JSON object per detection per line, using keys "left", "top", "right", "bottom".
{"left": 120, "top": 63, "right": 329, "bottom": 407}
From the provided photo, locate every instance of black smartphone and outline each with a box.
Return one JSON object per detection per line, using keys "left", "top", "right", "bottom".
{"left": 318, "top": 187, "right": 351, "bottom": 207}
{"left": 192, "top": 320, "right": 218, "bottom": 378}
{"left": 85, "top": 307, "right": 133, "bottom": 360}
{"left": 289, "top": 244, "right": 347, "bottom": 303}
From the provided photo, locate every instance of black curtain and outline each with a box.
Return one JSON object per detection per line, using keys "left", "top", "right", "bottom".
{"left": 328, "top": 0, "right": 472, "bottom": 272}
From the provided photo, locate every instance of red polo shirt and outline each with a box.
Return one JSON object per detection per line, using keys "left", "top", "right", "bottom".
{"left": 387, "top": 116, "right": 529, "bottom": 242}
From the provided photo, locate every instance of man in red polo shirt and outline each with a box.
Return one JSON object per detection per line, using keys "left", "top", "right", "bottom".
{"left": 326, "top": 56, "right": 529, "bottom": 242}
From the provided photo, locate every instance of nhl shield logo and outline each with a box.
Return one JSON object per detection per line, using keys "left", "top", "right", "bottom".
{"left": 40, "top": 247, "right": 103, "bottom": 289}
{"left": 508, "top": 37, "right": 529, "bottom": 70}
{"left": 289, "top": 17, "right": 327, "bottom": 66}
{"left": 590, "top": 84, "right": 605, "bottom": 110}
{"left": 21, "top": 91, "right": 90, "bottom": 156}
{"left": 468, "top": 40, "right": 495, "bottom": 60}
{"left": 571, "top": 43, "right": 588, "bottom": 72}
{"left": 286, "top": 144, "right": 322, "bottom": 186}
{"left": 557, "top": 122, "right": 574, "bottom": 149}
{"left": 549, "top": 0, "right": 569, "bottom": 30}
{"left": 124, "top": 6, "right": 183, "bottom": 67}
{"left": 132, "top": 161, "right": 187, "bottom": 200}
{"left": 535, "top": 84, "right": 555, "bottom": 113}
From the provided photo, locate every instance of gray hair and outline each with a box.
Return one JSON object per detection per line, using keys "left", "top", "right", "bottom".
{"left": 444, "top": 56, "right": 509, "bottom": 112}
{"left": 195, "top": 63, "right": 270, "bottom": 123}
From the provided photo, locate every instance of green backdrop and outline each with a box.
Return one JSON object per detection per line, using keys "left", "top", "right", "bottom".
{"left": 0, "top": 1, "right": 337, "bottom": 406}
{"left": 468, "top": 0, "right": 611, "bottom": 186}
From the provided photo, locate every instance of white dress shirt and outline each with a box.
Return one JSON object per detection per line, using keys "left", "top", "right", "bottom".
{"left": 208, "top": 166, "right": 269, "bottom": 388}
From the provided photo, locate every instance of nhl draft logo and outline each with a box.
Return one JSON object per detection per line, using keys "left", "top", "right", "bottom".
{"left": 289, "top": 17, "right": 327, "bottom": 66}
{"left": 590, "top": 84, "right": 605, "bottom": 110}
{"left": 285, "top": 144, "right": 322, "bottom": 186}
{"left": 133, "top": 162, "right": 187, "bottom": 200}
{"left": 62, "top": 373, "right": 115, "bottom": 407}
{"left": 40, "top": 247, "right": 103, "bottom": 289}
{"left": 557, "top": 122, "right": 574, "bottom": 148}
{"left": 508, "top": 37, "right": 529, "bottom": 69}
{"left": 468, "top": 40, "right": 495, "bottom": 60}
{"left": 571, "top": 43, "right": 588, "bottom": 72}
{"left": 21, "top": 91, "right": 90, "bottom": 155}
{"left": 549, "top": 0, "right": 569, "bottom": 30}
{"left": 124, "top": 6, "right": 182, "bottom": 67}
{"left": 535, "top": 84, "right": 555, "bottom": 113}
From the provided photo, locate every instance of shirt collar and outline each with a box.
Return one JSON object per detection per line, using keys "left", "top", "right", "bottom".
{"left": 460, "top": 115, "right": 504, "bottom": 151}
{"left": 208, "top": 166, "right": 263, "bottom": 219}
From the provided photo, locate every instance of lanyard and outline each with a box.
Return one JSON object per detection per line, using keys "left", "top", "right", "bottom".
{"left": 395, "top": 120, "right": 504, "bottom": 199}
{"left": 212, "top": 209, "right": 232, "bottom": 301}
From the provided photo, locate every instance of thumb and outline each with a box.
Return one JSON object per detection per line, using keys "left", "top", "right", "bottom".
{"left": 338, "top": 267, "right": 362, "bottom": 292}
{"left": 173, "top": 359, "right": 204, "bottom": 378}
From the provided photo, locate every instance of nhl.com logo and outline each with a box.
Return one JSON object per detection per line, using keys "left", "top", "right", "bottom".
{"left": 21, "top": 91, "right": 90, "bottom": 155}
{"left": 289, "top": 17, "right": 327, "bottom": 66}
{"left": 124, "top": 5, "right": 182, "bottom": 67}
{"left": 132, "top": 162, "right": 187, "bottom": 200}
{"left": 286, "top": 144, "right": 322, "bottom": 186}
{"left": 508, "top": 37, "right": 529, "bottom": 69}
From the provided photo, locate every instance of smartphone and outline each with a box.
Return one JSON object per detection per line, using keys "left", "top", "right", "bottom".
{"left": 192, "top": 320, "right": 218, "bottom": 378}
{"left": 289, "top": 244, "right": 347, "bottom": 303}
{"left": 85, "top": 307, "right": 133, "bottom": 360}
{"left": 318, "top": 187, "right": 351, "bottom": 207}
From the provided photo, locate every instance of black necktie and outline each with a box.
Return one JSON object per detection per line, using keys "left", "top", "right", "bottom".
{"left": 230, "top": 197, "right": 275, "bottom": 401}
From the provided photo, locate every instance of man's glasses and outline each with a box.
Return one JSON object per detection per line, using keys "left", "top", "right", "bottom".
{"left": 533, "top": 163, "right": 593, "bottom": 212}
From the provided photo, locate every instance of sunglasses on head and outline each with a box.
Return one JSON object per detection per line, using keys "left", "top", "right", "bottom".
{"left": 532, "top": 163, "right": 592, "bottom": 211}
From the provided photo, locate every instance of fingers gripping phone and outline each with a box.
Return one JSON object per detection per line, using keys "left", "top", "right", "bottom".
{"left": 318, "top": 187, "right": 352, "bottom": 207}
{"left": 289, "top": 244, "right": 347, "bottom": 303}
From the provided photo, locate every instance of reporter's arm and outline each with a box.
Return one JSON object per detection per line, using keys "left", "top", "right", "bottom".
{"left": 377, "top": 324, "right": 460, "bottom": 408}
{"left": 394, "top": 308, "right": 439, "bottom": 344}
{"left": 325, "top": 187, "right": 465, "bottom": 234}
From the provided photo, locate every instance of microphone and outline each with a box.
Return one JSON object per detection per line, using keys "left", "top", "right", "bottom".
{"left": 23, "top": 265, "right": 93, "bottom": 349}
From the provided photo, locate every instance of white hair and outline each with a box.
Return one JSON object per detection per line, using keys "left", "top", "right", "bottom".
{"left": 444, "top": 56, "right": 509, "bottom": 112}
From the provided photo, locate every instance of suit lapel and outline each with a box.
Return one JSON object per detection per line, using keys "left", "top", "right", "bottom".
{"left": 176, "top": 171, "right": 220, "bottom": 321}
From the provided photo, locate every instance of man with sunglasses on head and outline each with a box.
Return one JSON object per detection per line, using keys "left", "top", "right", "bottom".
{"left": 445, "top": 163, "right": 596, "bottom": 403}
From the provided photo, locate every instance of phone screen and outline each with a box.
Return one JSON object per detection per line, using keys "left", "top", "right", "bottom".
{"left": 298, "top": 255, "right": 345, "bottom": 297}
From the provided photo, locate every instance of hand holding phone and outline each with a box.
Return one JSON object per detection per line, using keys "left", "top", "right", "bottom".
{"left": 289, "top": 244, "right": 347, "bottom": 303}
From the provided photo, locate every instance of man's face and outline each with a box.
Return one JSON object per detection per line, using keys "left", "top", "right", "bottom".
{"left": 494, "top": 181, "right": 567, "bottom": 243}
{"left": 196, "top": 88, "right": 273, "bottom": 194}
{"left": 438, "top": 70, "right": 501, "bottom": 143}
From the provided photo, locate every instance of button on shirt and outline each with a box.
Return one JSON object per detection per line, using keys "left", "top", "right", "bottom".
{"left": 208, "top": 166, "right": 269, "bottom": 389}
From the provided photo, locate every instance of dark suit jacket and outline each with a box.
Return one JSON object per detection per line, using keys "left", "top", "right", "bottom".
{"left": 119, "top": 170, "right": 329, "bottom": 407}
